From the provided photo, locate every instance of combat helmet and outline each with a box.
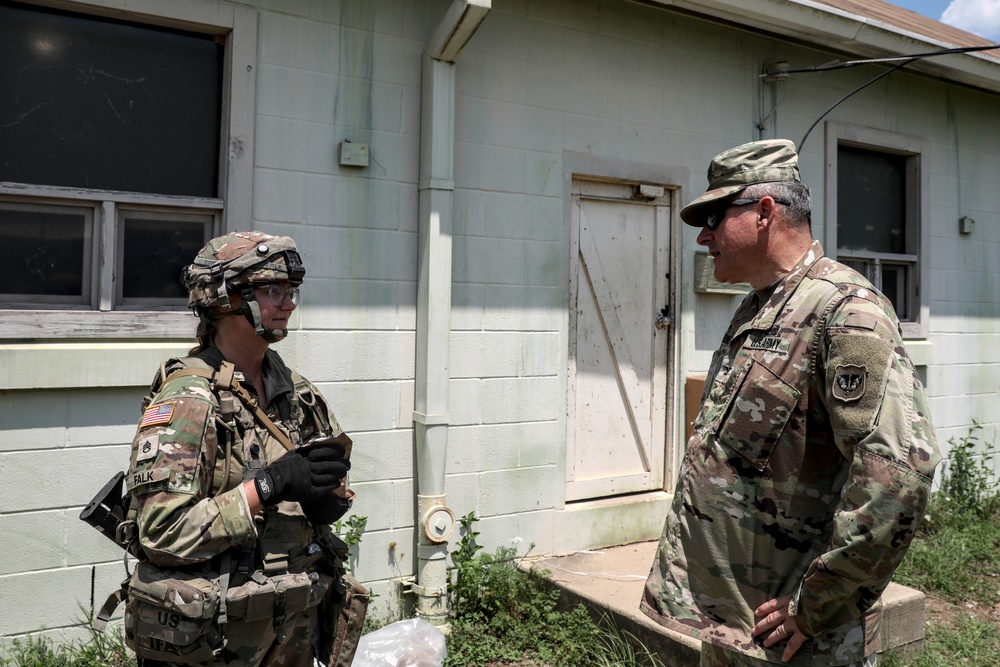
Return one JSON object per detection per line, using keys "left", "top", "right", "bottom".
{"left": 181, "top": 231, "right": 305, "bottom": 343}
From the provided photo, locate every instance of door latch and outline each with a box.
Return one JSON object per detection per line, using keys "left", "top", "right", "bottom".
{"left": 655, "top": 308, "right": 672, "bottom": 330}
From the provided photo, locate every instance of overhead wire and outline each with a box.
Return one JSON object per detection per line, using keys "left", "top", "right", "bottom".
{"left": 773, "top": 43, "right": 1000, "bottom": 150}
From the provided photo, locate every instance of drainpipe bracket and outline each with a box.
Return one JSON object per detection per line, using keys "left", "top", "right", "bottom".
{"left": 411, "top": 582, "right": 448, "bottom": 597}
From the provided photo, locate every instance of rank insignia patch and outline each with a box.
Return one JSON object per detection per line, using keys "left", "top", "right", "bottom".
{"left": 833, "top": 364, "right": 866, "bottom": 402}
{"left": 140, "top": 402, "right": 175, "bottom": 428}
{"left": 135, "top": 433, "right": 160, "bottom": 461}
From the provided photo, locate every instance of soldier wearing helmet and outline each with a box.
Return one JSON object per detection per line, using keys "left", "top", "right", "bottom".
{"left": 118, "top": 231, "right": 364, "bottom": 667}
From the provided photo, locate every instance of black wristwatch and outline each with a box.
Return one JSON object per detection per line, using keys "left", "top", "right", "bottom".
{"left": 253, "top": 469, "right": 274, "bottom": 504}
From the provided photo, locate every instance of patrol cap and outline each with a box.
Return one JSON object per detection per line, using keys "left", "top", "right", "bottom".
{"left": 680, "top": 139, "right": 801, "bottom": 227}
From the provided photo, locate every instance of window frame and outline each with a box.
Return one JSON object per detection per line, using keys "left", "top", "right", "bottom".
{"left": 824, "top": 122, "right": 930, "bottom": 339}
{"left": 0, "top": 0, "right": 256, "bottom": 339}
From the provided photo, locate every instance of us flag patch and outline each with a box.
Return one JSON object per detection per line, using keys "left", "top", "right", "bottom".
{"left": 140, "top": 403, "right": 175, "bottom": 428}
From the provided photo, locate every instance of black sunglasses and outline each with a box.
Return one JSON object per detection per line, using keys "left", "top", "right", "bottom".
{"left": 703, "top": 196, "right": 791, "bottom": 231}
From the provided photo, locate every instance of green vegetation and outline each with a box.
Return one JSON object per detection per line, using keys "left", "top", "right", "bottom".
{"left": 882, "top": 424, "right": 1000, "bottom": 667}
{"left": 445, "top": 512, "right": 663, "bottom": 667}
{"left": 0, "top": 622, "right": 134, "bottom": 667}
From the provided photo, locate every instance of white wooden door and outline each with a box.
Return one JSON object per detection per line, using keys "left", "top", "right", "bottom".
{"left": 567, "top": 179, "right": 671, "bottom": 501}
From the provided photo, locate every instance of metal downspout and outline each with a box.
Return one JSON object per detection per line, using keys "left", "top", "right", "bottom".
{"left": 412, "top": 0, "right": 490, "bottom": 629}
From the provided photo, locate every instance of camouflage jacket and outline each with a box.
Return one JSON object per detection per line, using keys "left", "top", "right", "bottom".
{"left": 127, "top": 345, "right": 349, "bottom": 569}
{"left": 641, "top": 241, "right": 940, "bottom": 665}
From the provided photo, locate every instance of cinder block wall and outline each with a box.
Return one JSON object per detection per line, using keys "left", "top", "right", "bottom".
{"left": 4, "top": 0, "right": 1000, "bottom": 646}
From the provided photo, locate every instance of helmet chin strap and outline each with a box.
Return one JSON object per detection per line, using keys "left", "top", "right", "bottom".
{"left": 238, "top": 286, "right": 287, "bottom": 344}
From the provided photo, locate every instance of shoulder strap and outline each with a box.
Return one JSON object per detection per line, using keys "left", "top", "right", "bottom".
{"left": 163, "top": 362, "right": 295, "bottom": 452}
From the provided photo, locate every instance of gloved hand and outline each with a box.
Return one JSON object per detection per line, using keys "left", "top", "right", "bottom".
{"left": 300, "top": 495, "right": 351, "bottom": 525}
{"left": 255, "top": 444, "right": 350, "bottom": 506}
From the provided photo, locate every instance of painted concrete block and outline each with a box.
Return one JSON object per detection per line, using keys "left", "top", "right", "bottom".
{"left": 390, "top": 478, "right": 415, "bottom": 530}
{"left": 483, "top": 285, "right": 563, "bottom": 331}
{"left": 314, "top": 380, "right": 400, "bottom": 433}
{"left": 479, "top": 465, "right": 558, "bottom": 516}
{"left": 446, "top": 424, "right": 523, "bottom": 474}
{"left": 451, "top": 284, "right": 486, "bottom": 331}
{"left": 448, "top": 378, "right": 484, "bottom": 427}
{"left": 0, "top": 511, "right": 65, "bottom": 575}
{"left": 0, "top": 567, "right": 93, "bottom": 636}
{"left": 350, "top": 527, "right": 415, "bottom": 583}
{"left": 481, "top": 376, "right": 562, "bottom": 424}
{"left": 455, "top": 142, "right": 526, "bottom": 194}
{"left": 1, "top": 446, "right": 124, "bottom": 512}
{"left": 351, "top": 429, "right": 414, "bottom": 482}
{"left": 258, "top": 11, "right": 341, "bottom": 73}
{"left": 347, "top": 481, "right": 393, "bottom": 531}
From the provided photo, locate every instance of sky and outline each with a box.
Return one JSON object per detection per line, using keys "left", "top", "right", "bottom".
{"left": 890, "top": 0, "right": 1000, "bottom": 41}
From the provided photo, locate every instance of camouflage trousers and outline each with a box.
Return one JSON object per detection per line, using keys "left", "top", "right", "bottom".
{"left": 138, "top": 604, "right": 321, "bottom": 667}
{"left": 699, "top": 643, "right": 877, "bottom": 667}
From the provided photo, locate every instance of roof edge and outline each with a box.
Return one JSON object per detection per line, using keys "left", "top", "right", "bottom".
{"left": 645, "top": 0, "right": 1000, "bottom": 94}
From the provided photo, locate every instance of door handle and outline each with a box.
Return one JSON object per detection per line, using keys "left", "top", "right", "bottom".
{"left": 655, "top": 308, "right": 672, "bottom": 330}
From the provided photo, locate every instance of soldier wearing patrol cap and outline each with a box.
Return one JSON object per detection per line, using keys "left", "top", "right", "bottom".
{"left": 641, "top": 140, "right": 941, "bottom": 667}
{"left": 119, "top": 231, "right": 362, "bottom": 667}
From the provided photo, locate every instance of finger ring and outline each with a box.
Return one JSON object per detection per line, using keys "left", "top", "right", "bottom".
{"left": 777, "top": 622, "right": 789, "bottom": 637}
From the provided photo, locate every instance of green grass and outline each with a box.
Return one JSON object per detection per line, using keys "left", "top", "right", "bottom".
{"left": 879, "top": 424, "right": 1000, "bottom": 667}
{"left": 880, "top": 616, "right": 1000, "bottom": 667}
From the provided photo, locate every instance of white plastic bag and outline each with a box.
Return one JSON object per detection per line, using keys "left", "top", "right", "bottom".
{"left": 351, "top": 618, "right": 447, "bottom": 667}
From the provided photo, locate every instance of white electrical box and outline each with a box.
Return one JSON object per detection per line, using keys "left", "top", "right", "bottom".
{"left": 339, "top": 141, "right": 369, "bottom": 167}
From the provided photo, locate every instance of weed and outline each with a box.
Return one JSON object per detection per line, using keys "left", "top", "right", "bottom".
{"left": 585, "top": 615, "right": 665, "bottom": 667}
{"left": 334, "top": 514, "right": 367, "bottom": 574}
{"left": 446, "top": 542, "right": 598, "bottom": 666}
{"left": 1, "top": 624, "right": 134, "bottom": 667}
{"left": 452, "top": 511, "right": 483, "bottom": 568}
{"left": 938, "top": 422, "right": 998, "bottom": 518}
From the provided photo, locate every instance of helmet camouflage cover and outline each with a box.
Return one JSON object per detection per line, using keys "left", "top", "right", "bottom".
{"left": 182, "top": 231, "right": 306, "bottom": 312}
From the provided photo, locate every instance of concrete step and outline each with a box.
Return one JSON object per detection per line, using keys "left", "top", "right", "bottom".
{"left": 526, "top": 541, "right": 925, "bottom": 666}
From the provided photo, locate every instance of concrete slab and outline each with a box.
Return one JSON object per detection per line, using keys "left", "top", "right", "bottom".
{"left": 526, "top": 541, "right": 925, "bottom": 666}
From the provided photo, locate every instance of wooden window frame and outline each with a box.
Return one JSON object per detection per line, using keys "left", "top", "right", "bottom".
{"left": 0, "top": 0, "right": 256, "bottom": 339}
{"left": 824, "top": 122, "right": 930, "bottom": 339}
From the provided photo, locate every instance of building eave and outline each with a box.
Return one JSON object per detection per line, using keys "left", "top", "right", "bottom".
{"left": 639, "top": 0, "right": 1000, "bottom": 94}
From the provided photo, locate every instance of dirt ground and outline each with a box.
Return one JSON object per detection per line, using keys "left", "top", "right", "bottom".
{"left": 925, "top": 588, "right": 1000, "bottom": 629}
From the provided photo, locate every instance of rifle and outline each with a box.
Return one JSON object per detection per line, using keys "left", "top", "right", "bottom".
{"left": 79, "top": 471, "right": 133, "bottom": 550}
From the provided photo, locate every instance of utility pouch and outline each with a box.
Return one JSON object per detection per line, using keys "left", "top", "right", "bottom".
{"left": 322, "top": 574, "right": 370, "bottom": 667}
{"left": 124, "top": 561, "right": 224, "bottom": 664}
{"left": 225, "top": 571, "right": 332, "bottom": 622}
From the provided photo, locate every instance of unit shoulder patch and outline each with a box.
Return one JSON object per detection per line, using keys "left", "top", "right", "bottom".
{"left": 832, "top": 364, "right": 866, "bottom": 402}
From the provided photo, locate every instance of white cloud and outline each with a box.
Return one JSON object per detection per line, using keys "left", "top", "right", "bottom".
{"left": 941, "top": 0, "right": 1000, "bottom": 41}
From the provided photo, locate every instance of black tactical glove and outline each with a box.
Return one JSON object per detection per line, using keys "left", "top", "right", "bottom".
{"left": 255, "top": 444, "right": 350, "bottom": 506}
{"left": 300, "top": 495, "right": 351, "bottom": 525}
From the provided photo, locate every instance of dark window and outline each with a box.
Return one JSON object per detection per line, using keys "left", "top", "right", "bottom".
{"left": 0, "top": 202, "right": 92, "bottom": 304}
{"left": 0, "top": 1, "right": 223, "bottom": 310}
{"left": 836, "top": 144, "right": 918, "bottom": 322}
{"left": 0, "top": 1, "right": 223, "bottom": 197}
{"left": 837, "top": 146, "right": 906, "bottom": 255}
{"left": 120, "top": 213, "right": 210, "bottom": 303}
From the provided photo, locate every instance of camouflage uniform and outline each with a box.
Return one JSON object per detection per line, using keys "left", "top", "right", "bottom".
{"left": 123, "top": 231, "right": 352, "bottom": 667}
{"left": 127, "top": 343, "right": 349, "bottom": 667}
{"left": 641, "top": 241, "right": 940, "bottom": 666}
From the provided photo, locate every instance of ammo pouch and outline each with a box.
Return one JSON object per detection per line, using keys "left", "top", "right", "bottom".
{"left": 124, "top": 561, "right": 333, "bottom": 664}
{"left": 226, "top": 570, "right": 333, "bottom": 622}
{"left": 124, "top": 562, "right": 224, "bottom": 664}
